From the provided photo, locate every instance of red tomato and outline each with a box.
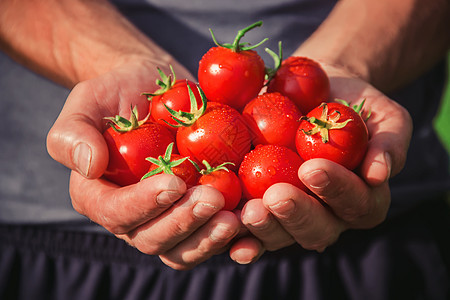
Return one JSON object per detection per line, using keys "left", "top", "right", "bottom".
{"left": 238, "top": 144, "right": 306, "bottom": 200}
{"left": 295, "top": 102, "right": 369, "bottom": 170}
{"left": 176, "top": 102, "right": 251, "bottom": 171}
{"left": 197, "top": 161, "right": 242, "bottom": 211}
{"left": 103, "top": 108, "right": 175, "bottom": 186}
{"left": 143, "top": 67, "right": 202, "bottom": 131}
{"left": 267, "top": 56, "right": 330, "bottom": 114}
{"left": 149, "top": 80, "right": 201, "bottom": 130}
{"left": 242, "top": 92, "right": 303, "bottom": 150}
{"left": 198, "top": 21, "right": 266, "bottom": 111}
{"left": 142, "top": 143, "right": 200, "bottom": 187}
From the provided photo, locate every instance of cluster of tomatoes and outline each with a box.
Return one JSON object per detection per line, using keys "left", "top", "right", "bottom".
{"left": 103, "top": 21, "right": 369, "bottom": 211}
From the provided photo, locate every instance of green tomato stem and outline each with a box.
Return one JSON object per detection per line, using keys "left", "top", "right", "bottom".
{"left": 209, "top": 21, "right": 267, "bottom": 52}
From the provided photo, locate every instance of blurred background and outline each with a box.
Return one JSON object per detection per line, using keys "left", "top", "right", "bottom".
{"left": 434, "top": 53, "right": 450, "bottom": 166}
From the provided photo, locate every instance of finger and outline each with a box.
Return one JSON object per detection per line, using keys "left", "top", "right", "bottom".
{"left": 241, "top": 199, "right": 295, "bottom": 251}
{"left": 46, "top": 61, "right": 170, "bottom": 179}
{"left": 120, "top": 185, "right": 225, "bottom": 256}
{"left": 70, "top": 172, "right": 187, "bottom": 234}
{"left": 231, "top": 209, "right": 251, "bottom": 238}
{"left": 46, "top": 77, "right": 149, "bottom": 179}
{"left": 263, "top": 183, "right": 345, "bottom": 252}
{"left": 299, "top": 158, "right": 390, "bottom": 228}
{"left": 159, "top": 211, "right": 240, "bottom": 270}
{"left": 47, "top": 111, "right": 108, "bottom": 179}
{"left": 361, "top": 97, "right": 412, "bottom": 186}
{"left": 229, "top": 236, "right": 265, "bottom": 265}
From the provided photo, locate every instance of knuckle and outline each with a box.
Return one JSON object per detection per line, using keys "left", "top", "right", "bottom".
{"left": 344, "top": 194, "right": 390, "bottom": 228}
{"left": 104, "top": 223, "right": 129, "bottom": 236}
{"left": 159, "top": 257, "right": 195, "bottom": 271}
{"left": 133, "top": 239, "right": 165, "bottom": 256}
{"left": 292, "top": 210, "right": 314, "bottom": 228}
{"left": 301, "top": 231, "right": 340, "bottom": 251}
{"left": 195, "top": 242, "right": 214, "bottom": 258}
{"left": 170, "top": 218, "right": 191, "bottom": 237}
{"left": 341, "top": 205, "right": 371, "bottom": 224}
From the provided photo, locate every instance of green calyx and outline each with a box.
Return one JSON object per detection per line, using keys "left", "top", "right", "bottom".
{"left": 141, "top": 65, "right": 176, "bottom": 99}
{"left": 104, "top": 105, "right": 150, "bottom": 133}
{"left": 141, "top": 142, "right": 189, "bottom": 180}
{"left": 209, "top": 21, "right": 268, "bottom": 52}
{"left": 335, "top": 98, "right": 371, "bottom": 121}
{"left": 192, "top": 160, "right": 235, "bottom": 175}
{"left": 163, "top": 84, "right": 208, "bottom": 127}
{"left": 301, "top": 103, "right": 352, "bottom": 143}
{"left": 265, "top": 41, "right": 283, "bottom": 83}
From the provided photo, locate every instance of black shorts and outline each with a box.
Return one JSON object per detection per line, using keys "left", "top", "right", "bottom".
{"left": 0, "top": 198, "right": 449, "bottom": 300}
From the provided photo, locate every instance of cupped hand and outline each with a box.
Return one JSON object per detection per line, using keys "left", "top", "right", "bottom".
{"left": 231, "top": 63, "right": 413, "bottom": 263}
{"left": 46, "top": 59, "right": 241, "bottom": 270}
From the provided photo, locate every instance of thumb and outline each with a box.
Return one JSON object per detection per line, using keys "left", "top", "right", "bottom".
{"left": 46, "top": 81, "right": 109, "bottom": 179}
{"left": 360, "top": 98, "right": 412, "bottom": 186}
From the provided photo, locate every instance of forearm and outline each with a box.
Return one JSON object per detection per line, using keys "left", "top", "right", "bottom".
{"left": 0, "top": 0, "right": 172, "bottom": 88}
{"left": 294, "top": 0, "right": 450, "bottom": 92}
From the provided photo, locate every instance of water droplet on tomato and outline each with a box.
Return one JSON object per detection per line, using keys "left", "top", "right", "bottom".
{"left": 218, "top": 64, "right": 233, "bottom": 71}
{"left": 255, "top": 171, "right": 262, "bottom": 178}
{"left": 267, "top": 166, "right": 276, "bottom": 176}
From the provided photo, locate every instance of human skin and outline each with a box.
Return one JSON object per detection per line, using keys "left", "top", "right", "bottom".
{"left": 1, "top": 0, "right": 449, "bottom": 269}
{"left": 231, "top": 0, "right": 450, "bottom": 263}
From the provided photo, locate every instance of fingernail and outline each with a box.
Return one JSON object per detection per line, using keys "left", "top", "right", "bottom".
{"left": 248, "top": 216, "right": 271, "bottom": 229}
{"left": 73, "top": 143, "right": 92, "bottom": 177}
{"left": 209, "top": 224, "right": 236, "bottom": 242}
{"left": 156, "top": 191, "right": 183, "bottom": 206}
{"left": 268, "top": 199, "right": 295, "bottom": 219}
{"left": 193, "top": 202, "right": 220, "bottom": 219}
{"left": 232, "top": 255, "right": 255, "bottom": 265}
{"left": 231, "top": 248, "right": 262, "bottom": 265}
{"left": 302, "top": 169, "right": 330, "bottom": 189}
{"left": 242, "top": 206, "right": 271, "bottom": 229}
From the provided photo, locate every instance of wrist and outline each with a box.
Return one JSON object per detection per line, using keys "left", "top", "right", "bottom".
{"left": 64, "top": 39, "right": 177, "bottom": 87}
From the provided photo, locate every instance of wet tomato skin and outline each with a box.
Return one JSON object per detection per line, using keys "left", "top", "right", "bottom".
{"left": 150, "top": 79, "right": 202, "bottom": 130}
{"left": 103, "top": 122, "right": 175, "bottom": 186}
{"left": 176, "top": 102, "right": 251, "bottom": 172}
{"left": 146, "top": 153, "right": 200, "bottom": 187}
{"left": 242, "top": 92, "right": 303, "bottom": 150}
{"left": 268, "top": 56, "right": 330, "bottom": 114}
{"left": 238, "top": 144, "right": 306, "bottom": 200}
{"left": 199, "top": 169, "right": 242, "bottom": 211}
{"left": 198, "top": 47, "right": 265, "bottom": 111}
{"left": 295, "top": 102, "right": 369, "bottom": 170}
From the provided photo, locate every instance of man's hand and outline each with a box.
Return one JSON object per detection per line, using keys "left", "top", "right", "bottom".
{"left": 230, "top": 64, "right": 413, "bottom": 263}
{"left": 46, "top": 61, "right": 241, "bottom": 270}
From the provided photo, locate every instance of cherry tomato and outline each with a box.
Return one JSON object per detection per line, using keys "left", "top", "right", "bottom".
{"left": 198, "top": 21, "right": 266, "bottom": 111}
{"left": 176, "top": 101, "right": 251, "bottom": 172}
{"left": 267, "top": 56, "right": 330, "bottom": 114}
{"left": 197, "top": 161, "right": 242, "bottom": 211}
{"left": 242, "top": 92, "right": 303, "bottom": 150}
{"left": 238, "top": 144, "right": 306, "bottom": 200}
{"left": 103, "top": 107, "right": 175, "bottom": 186}
{"left": 295, "top": 102, "right": 369, "bottom": 170}
{"left": 142, "top": 143, "right": 200, "bottom": 187}
{"left": 150, "top": 80, "right": 201, "bottom": 129}
{"left": 143, "top": 67, "right": 201, "bottom": 131}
